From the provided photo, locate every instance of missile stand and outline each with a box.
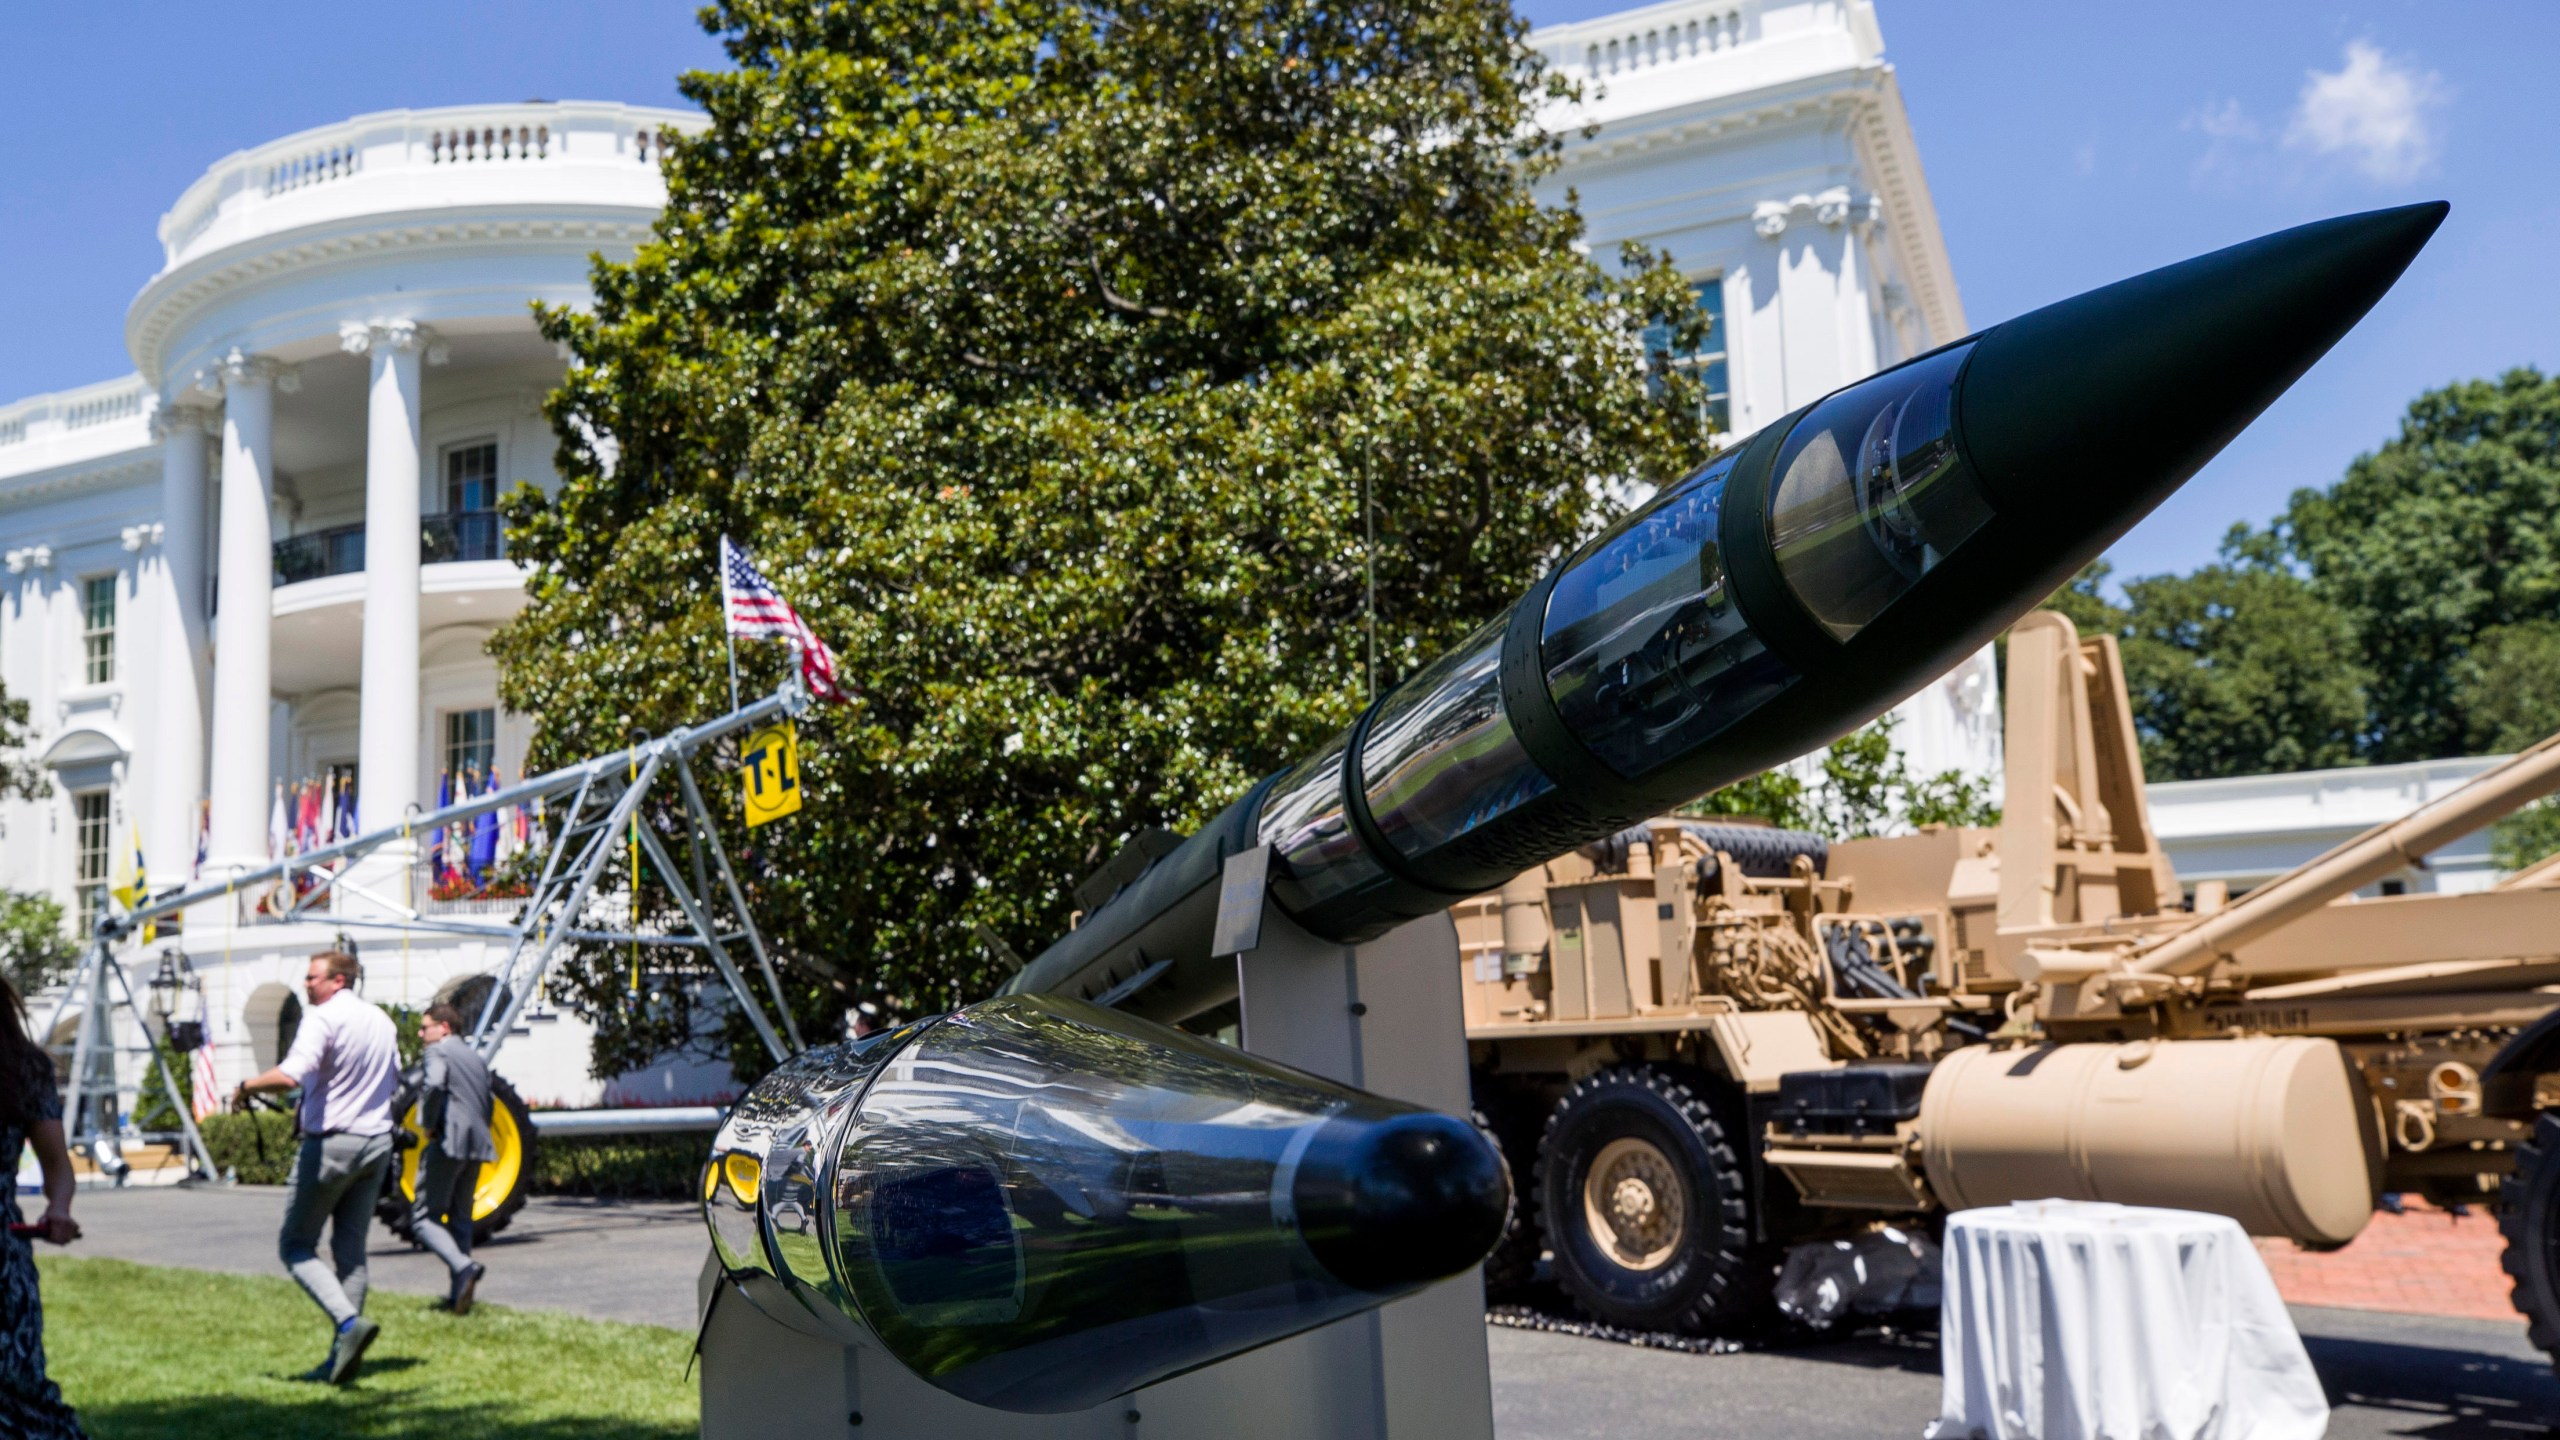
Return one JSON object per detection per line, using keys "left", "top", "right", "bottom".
{"left": 697, "top": 894, "right": 1496, "bottom": 1440}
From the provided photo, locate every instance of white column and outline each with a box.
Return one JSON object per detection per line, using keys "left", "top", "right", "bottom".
{"left": 145, "top": 403, "right": 215, "bottom": 881}
{"left": 205, "top": 350, "right": 281, "bottom": 873}
{"left": 345, "top": 320, "right": 425, "bottom": 836}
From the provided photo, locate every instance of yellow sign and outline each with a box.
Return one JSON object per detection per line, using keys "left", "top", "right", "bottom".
{"left": 742, "top": 722, "right": 804, "bottom": 828}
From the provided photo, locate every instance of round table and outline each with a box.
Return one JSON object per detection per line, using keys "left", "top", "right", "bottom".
{"left": 1926, "top": 1200, "right": 2330, "bottom": 1440}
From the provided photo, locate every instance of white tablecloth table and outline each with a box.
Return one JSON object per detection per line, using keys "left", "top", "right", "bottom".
{"left": 1926, "top": 1201, "right": 2329, "bottom": 1440}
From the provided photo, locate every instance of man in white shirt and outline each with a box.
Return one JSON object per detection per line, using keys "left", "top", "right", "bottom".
{"left": 233, "top": 949, "right": 400, "bottom": 1385}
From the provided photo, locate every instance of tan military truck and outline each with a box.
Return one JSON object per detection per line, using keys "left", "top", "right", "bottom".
{"left": 1458, "top": 611, "right": 2560, "bottom": 1365}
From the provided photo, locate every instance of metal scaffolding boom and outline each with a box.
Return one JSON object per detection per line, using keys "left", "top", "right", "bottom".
{"left": 54, "top": 678, "right": 813, "bottom": 1183}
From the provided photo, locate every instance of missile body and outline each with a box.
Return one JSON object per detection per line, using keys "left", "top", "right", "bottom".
{"left": 704, "top": 994, "right": 1509, "bottom": 1413}
{"left": 1010, "top": 202, "right": 2448, "bottom": 1016}
{"left": 704, "top": 204, "right": 2446, "bottom": 1408}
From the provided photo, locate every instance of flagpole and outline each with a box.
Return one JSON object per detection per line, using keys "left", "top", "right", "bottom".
{"left": 726, "top": 631, "right": 741, "bottom": 713}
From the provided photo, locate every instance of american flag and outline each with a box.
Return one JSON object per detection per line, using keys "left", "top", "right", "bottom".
{"left": 720, "top": 536, "right": 846, "bottom": 702}
{"left": 191, "top": 1045, "right": 221, "bottom": 1123}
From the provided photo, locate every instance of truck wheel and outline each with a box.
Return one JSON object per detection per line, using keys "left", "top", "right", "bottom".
{"left": 2500, "top": 1112, "right": 2560, "bottom": 1371}
{"left": 1472, "top": 1101, "right": 1540, "bottom": 1299}
{"left": 1536, "top": 1064, "right": 1768, "bottom": 1333}
{"left": 376, "top": 1075, "right": 537, "bottom": 1246}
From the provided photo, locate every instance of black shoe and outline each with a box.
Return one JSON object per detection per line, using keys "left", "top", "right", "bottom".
{"left": 326, "top": 1316, "right": 380, "bottom": 1385}
{"left": 450, "top": 1262, "right": 486, "bottom": 1317}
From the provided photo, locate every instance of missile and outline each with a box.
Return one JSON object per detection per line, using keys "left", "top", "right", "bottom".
{"left": 1008, "top": 202, "right": 2447, "bottom": 1016}
{"left": 704, "top": 993, "right": 1510, "bottom": 1413}
{"left": 702, "top": 204, "right": 2445, "bottom": 1410}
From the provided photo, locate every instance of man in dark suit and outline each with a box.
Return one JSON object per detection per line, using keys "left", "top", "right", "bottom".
{"left": 412, "top": 1004, "right": 496, "bottom": 1314}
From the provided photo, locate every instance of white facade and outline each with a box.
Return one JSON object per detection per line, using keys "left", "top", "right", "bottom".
{"left": 2149, "top": 756, "right": 2510, "bottom": 899}
{"left": 0, "top": 3, "right": 1985, "bottom": 1114}
{"left": 0, "top": 103, "right": 712, "bottom": 1109}
{"left": 1532, "top": 0, "right": 1998, "bottom": 790}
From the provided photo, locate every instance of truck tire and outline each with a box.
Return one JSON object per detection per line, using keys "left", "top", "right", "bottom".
{"left": 1472, "top": 1100, "right": 1541, "bottom": 1299}
{"left": 376, "top": 1074, "right": 537, "bottom": 1247}
{"left": 1536, "top": 1064, "right": 1770, "bottom": 1333}
{"left": 2500, "top": 1112, "right": 2560, "bottom": 1372}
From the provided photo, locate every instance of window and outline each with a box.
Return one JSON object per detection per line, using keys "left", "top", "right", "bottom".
{"left": 80, "top": 574, "right": 115, "bottom": 684}
{"left": 435, "top": 441, "right": 505, "bottom": 563}
{"left": 74, "top": 790, "right": 110, "bottom": 932}
{"left": 445, "top": 441, "right": 499, "bottom": 514}
{"left": 1643, "top": 279, "right": 1732, "bottom": 438}
{"left": 443, "top": 709, "right": 497, "bottom": 798}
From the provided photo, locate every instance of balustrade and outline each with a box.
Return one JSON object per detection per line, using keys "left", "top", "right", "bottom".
{"left": 430, "top": 124, "right": 549, "bottom": 164}
{"left": 268, "top": 511, "right": 508, "bottom": 586}
{"left": 264, "top": 142, "right": 360, "bottom": 196}
{"left": 272, "top": 523, "right": 366, "bottom": 586}
{"left": 422, "top": 510, "right": 506, "bottom": 563}
{"left": 1543, "top": 2, "right": 1753, "bottom": 81}
{"left": 156, "top": 102, "right": 701, "bottom": 269}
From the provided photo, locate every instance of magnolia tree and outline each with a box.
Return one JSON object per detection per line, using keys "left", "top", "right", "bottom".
{"left": 496, "top": 0, "right": 1716, "bottom": 1077}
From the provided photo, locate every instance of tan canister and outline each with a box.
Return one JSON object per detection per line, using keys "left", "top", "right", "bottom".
{"left": 1917, "top": 1036, "right": 2378, "bottom": 1245}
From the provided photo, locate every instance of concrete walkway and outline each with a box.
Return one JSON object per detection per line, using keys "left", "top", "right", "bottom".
{"left": 67, "top": 1183, "right": 704, "bottom": 1331}
{"left": 58, "top": 1184, "right": 2560, "bottom": 1437}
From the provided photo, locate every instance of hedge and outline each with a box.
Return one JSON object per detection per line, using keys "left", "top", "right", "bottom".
{"left": 193, "top": 1110, "right": 704, "bottom": 1201}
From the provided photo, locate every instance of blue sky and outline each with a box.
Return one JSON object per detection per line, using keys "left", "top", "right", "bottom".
{"left": 4, "top": 1, "right": 2551, "bottom": 583}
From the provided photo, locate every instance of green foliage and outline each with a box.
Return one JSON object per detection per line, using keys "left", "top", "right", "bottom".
{"left": 533, "top": 1130, "right": 705, "bottom": 1201}
{"left": 2494, "top": 799, "right": 2560, "bottom": 875}
{"left": 498, "top": 0, "right": 1712, "bottom": 1076}
{"left": 37, "top": 1255, "right": 696, "bottom": 1438}
{"left": 197, "top": 1109, "right": 298, "bottom": 1185}
{"left": 382, "top": 1002, "right": 425, "bottom": 1069}
{"left": 1679, "top": 715, "right": 2000, "bottom": 839}
{"left": 0, "top": 683, "right": 45, "bottom": 805}
{"left": 0, "top": 889, "right": 77, "bottom": 997}
{"left": 2455, "top": 619, "right": 2560, "bottom": 754}
{"left": 2279, "top": 366, "right": 2560, "bottom": 762}
{"left": 2050, "top": 369, "right": 2560, "bottom": 781}
{"left": 2052, "top": 549, "right": 2370, "bottom": 782}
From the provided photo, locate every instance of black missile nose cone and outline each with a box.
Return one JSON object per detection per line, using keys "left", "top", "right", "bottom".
{"left": 1293, "top": 1110, "right": 1511, "bottom": 1292}
{"left": 1958, "top": 201, "right": 2447, "bottom": 524}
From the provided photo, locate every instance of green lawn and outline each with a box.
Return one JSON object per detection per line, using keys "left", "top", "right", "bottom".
{"left": 34, "top": 1255, "right": 697, "bottom": 1440}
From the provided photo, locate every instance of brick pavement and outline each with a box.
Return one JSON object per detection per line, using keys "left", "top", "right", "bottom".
{"left": 2255, "top": 1199, "right": 2526, "bottom": 1324}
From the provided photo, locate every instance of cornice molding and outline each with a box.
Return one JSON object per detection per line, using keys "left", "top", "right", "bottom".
{"left": 1553, "top": 60, "right": 1965, "bottom": 348}
{"left": 0, "top": 456, "right": 162, "bottom": 514}
{"left": 1550, "top": 80, "right": 1867, "bottom": 169}
{"left": 211, "top": 348, "right": 288, "bottom": 393}
{"left": 130, "top": 214, "right": 658, "bottom": 385}
{"left": 337, "top": 317, "right": 426, "bottom": 356}
{"left": 148, "top": 401, "right": 218, "bottom": 440}
{"left": 1751, "top": 184, "right": 1878, "bottom": 238}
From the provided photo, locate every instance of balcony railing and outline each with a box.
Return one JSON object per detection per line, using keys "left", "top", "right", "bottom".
{"left": 272, "top": 524, "right": 366, "bottom": 586}
{"left": 266, "top": 511, "right": 506, "bottom": 589}
{"left": 423, "top": 511, "right": 506, "bottom": 564}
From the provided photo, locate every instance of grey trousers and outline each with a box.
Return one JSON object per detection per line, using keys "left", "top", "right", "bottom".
{"left": 278, "top": 1131, "right": 393, "bottom": 1326}
{"left": 411, "top": 1150, "right": 483, "bottom": 1275}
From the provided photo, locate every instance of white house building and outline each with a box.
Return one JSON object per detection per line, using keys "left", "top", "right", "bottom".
{"left": 0, "top": 1, "right": 1989, "bottom": 1125}
{"left": 2149, "top": 755, "right": 2511, "bottom": 900}
{"left": 0, "top": 102, "right": 709, "bottom": 1111}
{"left": 1530, "top": 0, "right": 2000, "bottom": 787}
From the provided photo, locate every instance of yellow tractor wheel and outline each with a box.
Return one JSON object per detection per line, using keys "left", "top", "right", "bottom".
{"left": 375, "top": 1074, "right": 537, "bottom": 1245}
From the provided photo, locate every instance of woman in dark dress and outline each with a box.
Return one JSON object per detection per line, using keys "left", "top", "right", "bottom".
{"left": 0, "top": 972, "right": 87, "bottom": 1439}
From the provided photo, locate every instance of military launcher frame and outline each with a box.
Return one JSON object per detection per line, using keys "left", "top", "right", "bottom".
{"left": 1457, "top": 611, "right": 2560, "bottom": 1363}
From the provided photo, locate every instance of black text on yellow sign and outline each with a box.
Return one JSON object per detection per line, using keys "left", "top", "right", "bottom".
{"left": 741, "top": 722, "right": 804, "bottom": 828}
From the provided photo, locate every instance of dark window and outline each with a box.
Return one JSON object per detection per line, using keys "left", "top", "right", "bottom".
{"left": 445, "top": 440, "right": 499, "bottom": 513}
{"left": 1643, "top": 279, "right": 1732, "bottom": 437}
{"left": 81, "top": 574, "right": 116, "bottom": 684}
{"left": 74, "top": 790, "right": 110, "bottom": 931}
{"left": 443, "top": 709, "right": 497, "bottom": 795}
